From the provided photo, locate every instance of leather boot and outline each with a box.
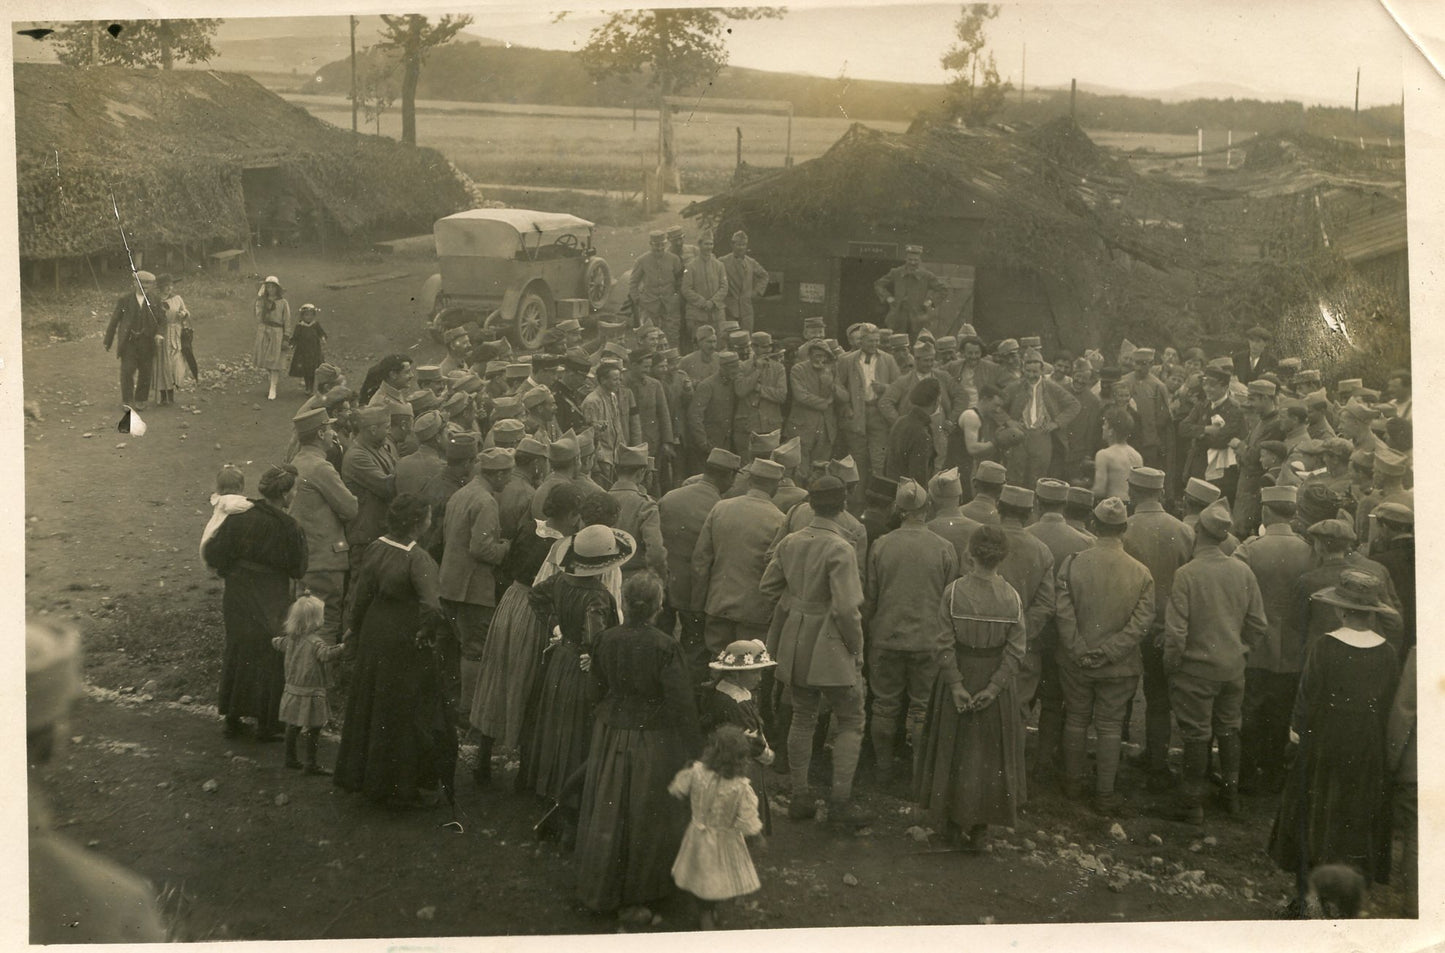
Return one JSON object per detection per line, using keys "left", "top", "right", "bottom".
{"left": 283, "top": 725, "right": 303, "bottom": 770}
{"left": 1165, "top": 740, "right": 1208, "bottom": 824}
{"left": 869, "top": 715, "right": 897, "bottom": 784}
{"left": 1215, "top": 732, "right": 1242, "bottom": 815}
{"left": 303, "top": 729, "right": 331, "bottom": 776}
{"left": 1061, "top": 726, "right": 1089, "bottom": 801}
{"left": 1035, "top": 708, "right": 1064, "bottom": 781}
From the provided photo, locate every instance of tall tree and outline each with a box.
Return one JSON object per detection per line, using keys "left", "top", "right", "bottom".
{"left": 940, "top": 4, "right": 1011, "bottom": 127}
{"left": 375, "top": 14, "right": 473, "bottom": 146}
{"left": 53, "top": 19, "right": 222, "bottom": 69}
{"left": 574, "top": 7, "right": 786, "bottom": 194}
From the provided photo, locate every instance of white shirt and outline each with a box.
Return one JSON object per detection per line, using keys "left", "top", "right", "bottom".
{"left": 858, "top": 350, "right": 878, "bottom": 400}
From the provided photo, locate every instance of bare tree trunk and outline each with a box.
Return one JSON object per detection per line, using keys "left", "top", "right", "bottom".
{"left": 400, "top": 57, "right": 419, "bottom": 145}
{"left": 654, "top": 11, "right": 681, "bottom": 194}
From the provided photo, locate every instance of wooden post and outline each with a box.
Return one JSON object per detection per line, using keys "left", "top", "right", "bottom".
{"left": 350, "top": 16, "right": 359, "bottom": 134}
{"left": 736, "top": 126, "right": 743, "bottom": 173}
{"left": 1069, "top": 79, "right": 1076, "bottom": 120}
{"left": 54, "top": 258, "right": 60, "bottom": 295}
{"left": 785, "top": 103, "right": 793, "bottom": 167}
{"left": 1197, "top": 129, "right": 1203, "bottom": 168}
{"left": 1227, "top": 129, "right": 1233, "bottom": 168}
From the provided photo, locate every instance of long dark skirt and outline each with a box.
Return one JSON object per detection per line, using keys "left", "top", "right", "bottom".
{"left": 915, "top": 647, "right": 1024, "bottom": 831}
{"left": 470, "top": 580, "right": 550, "bottom": 750}
{"left": 334, "top": 594, "right": 449, "bottom": 804}
{"left": 217, "top": 565, "right": 289, "bottom": 736}
{"left": 574, "top": 722, "right": 690, "bottom": 912}
{"left": 519, "top": 640, "right": 593, "bottom": 805}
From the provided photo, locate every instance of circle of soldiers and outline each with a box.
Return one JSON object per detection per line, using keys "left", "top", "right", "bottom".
{"left": 275, "top": 226, "right": 1415, "bottom": 918}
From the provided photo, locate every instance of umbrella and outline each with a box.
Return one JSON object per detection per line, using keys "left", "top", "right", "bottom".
{"left": 180, "top": 327, "right": 199, "bottom": 380}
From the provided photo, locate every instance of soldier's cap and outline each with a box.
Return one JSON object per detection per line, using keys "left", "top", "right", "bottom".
{"left": 845, "top": 322, "right": 865, "bottom": 341}
{"left": 1035, "top": 478, "right": 1070, "bottom": 503}
{"left": 576, "top": 428, "right": 596, "bottom": 455}
{"left": 1306, "top": 518, "right": 1356, "bottom": 542}
{"left": 808, "top": 474, "right": 848, "bottom": 503}
{"left": 314, "top": 364, "right": 345, "bottom": 389}
{"left": 717, "top": 350, "right": 741, "bottom": 367}
{"left": 1336, "top": 378, "right": 1363, "bottom": 394}
{"left": 1312, "top": 569, "right": 1396, "bottom": 616}
{"left": 1065, "top": 486, "right": 1095, "bottom": 507}
{"left": 887, "top": 333, "right": 910, "bottom": 349}
{"left": 930, "top": 467, "right": 964, "bottom": 499}
{"left": 1203, "top": 364, "right": 1232, "bottom": 383}
{"left": 693, "top": 324, "right": 718, "bottom": 340}
{"left": 413, "top": 410, "right": 446, "bottom": 442}
{"left": 904, "top": 244, "right": 924, "bottom": 255}
{"left": 827, "top": 455, "right": 860, "bottom": 484}
{"left": 1295, "top": 369, "right": 1322, "bottom": 384}
{"left": 408, "top": 390, "right": 441, "bottom": 414}
{"left": 994, "top": 338, "right": 1020, "bottom": 356}
{"left": 866, "top": 475, "right": 899, "bottom": 504}
{"left": 1131, "top": 347, "right": 1155, "bottom": 362}
{"left": 1184, "top": 476, "right": 1222, "bottom": 505}
{"left": 648, "top": 229, "right": 666, "bottom": 241}
{"left": 728, "top": 330, "right": 750, "bottom": 347}
{"left": 1322, "top": 437, "right": 1354, "bottom": 459}
{"left": 484, "top": 360, "right": 509, "bottom": 377}
{"left": 1278, "top": 357, "right": 1303, "bottom": 372}
{"left": 445, "top": 432, "right": 478, "bottom": 462}
{"left": 292, "top": 406, "right": 335, "bottom": 434}
{"left": 441, "top": 391, "right": 470, "bottom": 415}
{"left": 1375, "top": 401, "right": 1396, "bottom": 419}
{"left": 617, "top": 443, "right": 650, "bottom": 468}
{"left": 1245, "top": 325, "right": 1273, "bottom": 342}
{"left": 958, "top": 323, "right": 979, "bottom": 338}
{"left": 387, "top": 400, "right": 415, "bottom": 420}
{"left": 749, "top": 429, "right": 782, "bottom": 456}
{"left": 321, "top": 385, "right": 354, "bottom": 410}
{"left": 1281, "top": 398, "right": 1308, "bottom": 417}
{"left": 895, "top": 477, "right": 929, "bottom": 512}
{"left": 504, "top": 363, "right": 532, "bottom": 380}
{"left": 720, "top": 321, "right": 742, "bottom": 335}
{"left": 1196, "top": 499, "right": 1234, "bottom": 537}
{"left": 476, "top": 447, "right": 515, "bottom": 471}
{"left": 1098, "top": 366, "right": 1123, "bottom": 385}
{"left": 415, "top": 364, "right": 442, "bottom": 382}
{"left": 522, "top": 386, "right": 553, "bottom": 409}
{"left": 999, "top": 484, "right": 1035, "bottom": 509}
{"left": 629, "top": 346, "right": 655, "bottom": 365}
{"left": 745, "top": 457, "right": 785, "bottom": 481}
{"left": 1020, "top": 335, "right": 1044, "bottom": 350}
{"left": 1350, "top": 449, "right": 1374, "bottom": 470}
{"left": 491, "top": 417, "right": 525, "bottom": 438}
{"left": 1370, "top": 501, "right": 1414, "bottom": 526}
{"left": 665, "top": 224, "right": 684, "bottom": 238}
{"left": 515, "top": 435, "right": 550, "bottom": 459}
{"left": 913, "top": 336, "right": 937, "bottom": 354}
{"left": 1261, "top": 485, "right": 1297, "bottom": 505}
{"left": 1259, "top": 440, "right": 1289, "bottom": 460}
{"left": 461, "top": 321, "right": 486, "bottom": 342}
{"left": 772, "top": 436, "right": 802, "bottom": 470}
{"left": 803, "top": 315, "right": 826, "bottom": 328}
{"left": 936, "top": 335, "right": 958, "bottom": 350}
{"left": 659, "top": 347, "right": 680, "bottom": 361}
{"left": 973, "top": 460, "right": 1008, "bottom": 485}
{"left": 705, "top": 447, "right": 743, "bottom": 471}
{"left": 1374, "top": 446, "right": 1409, "bottom": 476}
{"left": 597, "top": 358, "right": 625, "bottom": 378}
{"left": 491, "top": 397, "right": 525, "bottom": 420}
{"left": 1127, "top": 467, "right": 1166, "bottom": 490}
{"left": 548, "top": 435, "right": 580, "bottom": 464}
{"left": 1093, "top": 497, "right": 1128, "bottom": 526}
{"left": 356, "top": 404, "right": 391, "bottom": 428}
{"left": 1247, "top": 379, "right": 1278, "bottom": 398}
{"left": 1296, "top": 438, "right": 1325, "bottom": 456}
{"left": 1357, "top": 387, "right": 1383, "bottom": 403}
{"left": 443, "top": 326, "right": 469, "bottom": 345}
{"left": 751, "top": 331, "right": 773, "bottom": 347}
{"left": 563, "top": 347, "right": 593, "bottom": 372}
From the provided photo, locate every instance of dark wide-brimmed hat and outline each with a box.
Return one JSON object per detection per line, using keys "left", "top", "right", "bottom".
{"left": 1312, "top": 569, "right": 1398, "bottom": 617}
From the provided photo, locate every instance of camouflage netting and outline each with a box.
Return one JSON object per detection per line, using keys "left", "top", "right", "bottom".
{"left": 15, "top": 64, "right": 472, "bottom": 260}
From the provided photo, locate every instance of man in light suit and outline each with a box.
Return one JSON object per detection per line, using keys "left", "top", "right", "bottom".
{"left": 836, "top": 323, "right": 900, "bottom": 504}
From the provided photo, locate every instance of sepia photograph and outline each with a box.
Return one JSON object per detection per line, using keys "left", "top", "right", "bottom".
{"left": 7, "top": 0, "right": 1441, "bottom": 947}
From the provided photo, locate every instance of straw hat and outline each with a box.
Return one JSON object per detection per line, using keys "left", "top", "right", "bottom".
{"left": 563, "top": 525, "right": 636, "bottom": 576}
{"left": 1311, "top": 569, "right": 1399, "bottom": 618}
{"left": 708, "top": 639, "right": 777, "bottom": 672}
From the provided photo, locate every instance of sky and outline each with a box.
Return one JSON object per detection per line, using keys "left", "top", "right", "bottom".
{"left": 10, "top": 1, "right": 1444, "bottom": 107}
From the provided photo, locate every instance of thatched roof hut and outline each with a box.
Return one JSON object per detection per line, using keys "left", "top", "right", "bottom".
{"left": 15, "top": 63, "right": 470, "bottom": 262}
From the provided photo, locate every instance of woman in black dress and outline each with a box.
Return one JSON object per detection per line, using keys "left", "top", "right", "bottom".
{"left": 287, "top": 303, "right": 327, "bottom": 395}
{"left": 333, "top": 494, "right": 452, "bottom": 809}
{"left": 203, "top": 465, "right": 308, "bottom": 742}
{"left": 1269, "top": 569, "right": 1401, "bottom": 906}
{"left": 575, "top": 571, "right": 701, "bottom": 922}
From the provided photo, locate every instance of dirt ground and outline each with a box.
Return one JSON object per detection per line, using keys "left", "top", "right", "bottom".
{"left": 20, "top": 217, "right": 1412, "bottom": 939}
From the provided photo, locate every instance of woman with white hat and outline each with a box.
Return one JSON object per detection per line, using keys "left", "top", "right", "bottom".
{"left": 254, "top": 275, "right": 292, "bottom": 400}
{"left": 1268, "top": 568, "right": 1401, "bottom": 912}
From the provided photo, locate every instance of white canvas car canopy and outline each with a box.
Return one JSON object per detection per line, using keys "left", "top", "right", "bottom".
{"left": 434, "top": 209, "right": 595, "bottom": 258}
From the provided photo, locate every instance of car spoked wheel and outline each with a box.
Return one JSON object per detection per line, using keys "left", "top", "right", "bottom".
{"left": 585, "top": 258, "right": 612, "bottom": 311}
{"left": 516, "top": 292, "right": 548, "bottom": 350}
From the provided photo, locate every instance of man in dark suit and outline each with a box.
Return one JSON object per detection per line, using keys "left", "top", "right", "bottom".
{"left": 1232, "top": 326, "right": 1278, "bottom": 385}
{"left": 102, "top": 270, "right": 162, "bottom": 409}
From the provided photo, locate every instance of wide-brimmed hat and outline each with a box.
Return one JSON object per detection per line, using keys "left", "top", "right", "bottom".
{"left": 709, "top": 639, "right": 777, "bottom": 672}
{"left": 564, "top": 525, "right": 636, "bottom": 576}
{"left": 1312, "top": 569, "right": 1398, "bottom": 617}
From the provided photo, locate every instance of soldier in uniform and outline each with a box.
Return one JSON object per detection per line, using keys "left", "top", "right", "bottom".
{"left": 692, "top": 458, "right": 788, "bottom": 655}
{"left": 688, "top": 350, "right": 742, "bottom": 465}
{"left": 340, "top": 405, "right": 398, "bottom": 571}
{"left": 926, "top": 467, "right": 983, "bottom": 567}
{"left": 719, "top": 230, "right": 770, "bottom": 331}
{"left": 873, "top": 244, "right": 948, "bottom": 338}
{"left": 609, "top": 444, "right": 667, "bottom": 583}
{"left": 628, "top": 230, "right": 683, "bottom": 343}
{"left": 962, "top": 459, "right": 1007, "bottom": 524}
{"left": 681, "top": 231, "right": 728, "bottom": 344}
{"left": 658, "top": 448, "right": 739, "bottom": 675}
{"left": 788, "top": 339, "right": 846, "bottom": 473}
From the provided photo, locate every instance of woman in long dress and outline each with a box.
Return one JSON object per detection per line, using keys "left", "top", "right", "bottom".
{"left": 202, "top": 465, "right": 308, "bottom": 742}
{"left": 575, "top": 571, "right": 700, "bottom": 920}
{"left": 469, "top": 481, "right": 583, "bottom": 785}
{"left": 151, "top": 273, "right": 190, "bottom": 406}
{"left": 333, "top": 494, "right": 453, "bottom": 809}
{"left": 254, "top": 275, "right": 291, "bottom": 401}
{"left": 520, "top": 524, "right": 632, "bottom": 846}
{"left": 1269, "top": 569, "right": 1401, "bottom": 905}
{"left": 915, "top": 524, "right": 1027, "bottom": 852}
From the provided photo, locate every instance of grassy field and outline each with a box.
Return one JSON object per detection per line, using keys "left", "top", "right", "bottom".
{"left": 292, "top": 95, "right": 909, "bottom": 194}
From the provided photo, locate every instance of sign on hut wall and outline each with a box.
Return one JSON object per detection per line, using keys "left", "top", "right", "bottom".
{"left": 848, "top": 241, "right": 898, "bottom": 259}
{"left": 799, "top": 282, "right": 826, "bottom": 304}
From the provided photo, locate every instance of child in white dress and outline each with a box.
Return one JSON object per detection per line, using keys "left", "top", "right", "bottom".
{"left": 669, "top": 724, "right": 764, "bottom": 930}
{"left": 271, "top": 595, "right": 349, "bottom": 775}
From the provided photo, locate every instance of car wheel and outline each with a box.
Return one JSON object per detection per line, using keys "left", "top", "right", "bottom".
{"left": 516, "top": 292, "right": 549, "bottom": 350}
{"left": 585, "top": 258, "right": 612, "bottom": 312}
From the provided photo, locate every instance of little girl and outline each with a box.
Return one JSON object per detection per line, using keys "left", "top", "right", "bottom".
{"left": 288, "top": 304, "right": 327, "bottom": 395}
{"left": 271, "top": 595, "right": 350, "bottom": 775}
{"left": 698, "top": 640, "right": 777, "bottom": 837}
{"left": 669, "top": 725, "right": 764, "bottom": 930}
{"left": 199, "top": 465, "right": 252, "bottom": 564}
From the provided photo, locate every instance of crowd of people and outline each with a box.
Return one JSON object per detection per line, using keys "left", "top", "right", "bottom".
{"left": 181, "top": 244, "right": 1418, "bottom": 928}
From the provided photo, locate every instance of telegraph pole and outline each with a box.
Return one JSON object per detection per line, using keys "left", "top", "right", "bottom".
{"left": 1020, "top": 43, "right": 1026, "bottom": 105}
{"left": 350, "top": 15, "right": 359, "bottom": 134}
{"left": 1354, "top": 66, "right": 1360, "bottom": 117}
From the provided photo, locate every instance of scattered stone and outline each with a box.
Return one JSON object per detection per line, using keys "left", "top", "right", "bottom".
{"left": 274, "top": 793, "right": 290, "bottom": 807}
{"left": 1188, "top": 841, "right": 1203, "bottom": 853}
{"left": 1241, "top": 887, "right": 1255, "bottom": 900}
{"left": 86, "top": 839, "right": 100, "bottom": 848}
{"left": 82, "top": 432, "right": 94, "bottom": 438}
{"left": 156, "top": 781, "right": 170, "bottom": 789}
{"left": 1148, "top": 856, "right": 1164, "bottom": 867}
{"left": 179, "top": 695, "right": 193, "bottom": 705}
{"left": 115, "top": 443, "right": 126, "bottom": 449}
{"left": 316, "top": 839, "right": 331, "bottom": 847}
{"left": 141, "top": 680, "right": 158, "bottom": 693}
{"left": 201, "top": 779, "right": 219, "bottom": 793}
{"left": 1147, "top": 833, "right": 1164, "bottom": 847}
{"left": 232, "top": 755, "right": 257, "bottom": 767}
{"left": 1051, "top": 833, "right": 1065, "bottom": 846}
{"left": 842, "top": 873, "right": 859, "bottom": 887}
{"left": 1202, "top": 835, "right": 1218, "bottom": 847}
{"left": 214, "top": 443, "right": 222, "bottom": 450}
{"left": 904, "top": 825, "right": 932, "bottom": 844}
{"left": 1106, "top": 877, "right": 1128, "bottom": 893}
{"left": 1107, "top": 822, "right": 1127, "bottom": 842}
{"left": 1022, "top": 838, "right": 1037, "bottom": 851}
